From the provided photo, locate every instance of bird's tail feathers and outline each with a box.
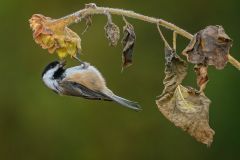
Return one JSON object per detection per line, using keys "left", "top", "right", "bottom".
{"left": 110, "top": 94, "right": 142, "bottom": 111}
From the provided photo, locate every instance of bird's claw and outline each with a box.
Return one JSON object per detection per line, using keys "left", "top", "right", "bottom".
{"left": 81, "top": 62, "right": 90, "bottom": 69}
{"left": 59, "top": 60, "right": 67, "bottom": 67}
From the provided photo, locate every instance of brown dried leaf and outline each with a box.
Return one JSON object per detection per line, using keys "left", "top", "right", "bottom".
{"left": 158, "top": 47, "right": 188, "bottom": 96}
{"left": 104, "top": 22, "right": 120, "bottom": 47}
{"left": 182, "top": 25, "right": 232, "bottom": 70}
{"left": 156, "top": 47, "right": 215, "bottom": 146}
{"left": 194, "top": 64, "right": 209, "bottom": 92}
{"left": 29, "top": 14, "right": 81, "bottom": 59}
{"left": 121, "top": 21, "right": 136, "bottom": 69}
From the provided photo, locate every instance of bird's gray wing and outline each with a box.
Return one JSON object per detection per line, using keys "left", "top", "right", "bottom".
{"left": 59, "top": 80, "right": 112, "bottom": 101}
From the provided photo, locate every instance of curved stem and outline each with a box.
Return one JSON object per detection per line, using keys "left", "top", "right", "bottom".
{"left": 57, "top": 4, "right": 240, "bottom": 70}
{"left": 60, "top": 6, "right": 193, "bottom": 39}
{"left": 228, "top": 54, "right": 240, "bottom": 70}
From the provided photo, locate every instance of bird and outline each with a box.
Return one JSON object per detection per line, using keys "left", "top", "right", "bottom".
{"left": 41, "top": 60, "right": 141, "bottom": 111}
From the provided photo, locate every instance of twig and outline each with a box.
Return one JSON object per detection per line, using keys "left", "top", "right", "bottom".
{"left": 173, "top": 31, "right": 177, "bottom": 51}
{"left": 228, "top": 54, "right": 240, "bottom": 70}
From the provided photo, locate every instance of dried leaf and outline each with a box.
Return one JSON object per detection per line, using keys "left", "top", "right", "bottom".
{"left": 158, "top": 47, "right": 188, "bottom": 96}
{"left": 182, "top": 25, "right": 232, "bottom": 69}
{"left": 156, "top": 47, "right": 215, "bottom": 146}
{"left": 29, "top": 14, "right": 81, "bottom": 59}
{"left": 194, "top": 64, "right": 208, "bottom": 92}
{"left": 121, "top": 21, "right": 136, "bottom": 69}
{"left": 104, "top": 22, "right": 120, "bottom": 46}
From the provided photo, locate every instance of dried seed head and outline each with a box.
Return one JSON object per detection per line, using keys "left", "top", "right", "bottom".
{"left": 121, "top": 21, "right": 136, "bottom": 69}
{"left": 182, "top": 25, "right": 232, "bottom": 69}
{"left": 104, "top": 22, "right": 120, "bottom": 47}
{"left": 29, "top": 14, "right": 81, "bottom": 59}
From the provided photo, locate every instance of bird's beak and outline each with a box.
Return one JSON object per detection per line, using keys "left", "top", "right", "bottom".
{"left": 59, "top": 60, "right": 66, "bottom": 67}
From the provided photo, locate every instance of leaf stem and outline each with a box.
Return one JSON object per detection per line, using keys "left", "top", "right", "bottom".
{"left": 157, "top": 24, "right": 171, "bottom": 49}
{"left": 173, "top": 31, "right": 177, "bottom": 51}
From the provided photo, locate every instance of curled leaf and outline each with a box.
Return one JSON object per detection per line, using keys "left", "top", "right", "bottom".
{"left": 158, "top": 47, "right": 188, "bottom": 96}
{"left": 182, "top": 25, "right": 232, "bottom": 69}
{"left": 121, "top": 20, "right": 136, "bottom": 69}
{"left": 194, "top": 64, "right": 208, "bottom": 92}
{"left": 104, "top": 22, "right": 120, "bottom": 46}
{"left": 29, "top": 14, "right": 81, "bottom": 59}
{"left": 156, "top": 47, "right": 215, "bottom": 146}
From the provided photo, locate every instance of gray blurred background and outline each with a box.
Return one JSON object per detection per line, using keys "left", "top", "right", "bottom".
{"left": 1, "top": 0, "right": 240, "bottom": 159}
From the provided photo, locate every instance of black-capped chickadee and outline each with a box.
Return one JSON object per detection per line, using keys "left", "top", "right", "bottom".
{"left": 42, "top": 61, "right": 141, "bottom": 111}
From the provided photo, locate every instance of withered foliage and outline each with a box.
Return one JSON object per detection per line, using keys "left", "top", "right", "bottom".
{"left": 29, "top": 14, "right": 81, "bottom": 59}
{"left": 194, "top": 64, "right": 209, "bottom": 92}
{"left": 156, "top": 47, "right": 215, "bottom": 146}
{"left": 182, "top": 25, "right": 232, "bottom": 69}
{"left": 104, "top": 22, "right": 120, "bottom": 47}
{"left": 121, "top": 20, "right": 136, "bottom": 69}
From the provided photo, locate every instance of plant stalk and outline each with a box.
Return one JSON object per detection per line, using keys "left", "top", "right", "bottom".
{"left": 56, "top": 4, "right": 240, "bottom": 70}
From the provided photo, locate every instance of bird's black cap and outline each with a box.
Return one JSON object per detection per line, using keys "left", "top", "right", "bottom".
{"left": 41, "top": 61, "right": 60, "bottom": 77}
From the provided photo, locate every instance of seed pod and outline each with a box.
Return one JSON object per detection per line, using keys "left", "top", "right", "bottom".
{"left": 182, "top": 25, "right": 232, "bottom": 69}
{"left": 104, "top": 22, "right": 120, "bottom": 47}
{"left": 121, "top": 21, "right": 136, "bottom": 69}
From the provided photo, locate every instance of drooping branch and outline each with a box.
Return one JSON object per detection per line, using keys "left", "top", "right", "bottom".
{"left": 58, "top": 4, "right": 192, "bottom": 39}
{"left": 51, "top": 3, "right": 240, "bottom": 70}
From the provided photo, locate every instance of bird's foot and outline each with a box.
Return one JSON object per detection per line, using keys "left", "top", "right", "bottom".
{"left": 81, "top": 62, "right": 90, "bottom": 69}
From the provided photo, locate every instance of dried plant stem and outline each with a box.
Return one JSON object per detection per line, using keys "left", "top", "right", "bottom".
{"left": 56, "top": 4, "right": 240, "bottom": 70}
{"left": 173, "top": 31, "right": 177, "bottom": 51}
{"left": 157, "top": 25, "right": 171, "bottom": 49}
{"left": 59, "top": 6, "right": 192, "bottom": 39}
{"left": 228, "top": 54, "right": 240, "bottom": 70}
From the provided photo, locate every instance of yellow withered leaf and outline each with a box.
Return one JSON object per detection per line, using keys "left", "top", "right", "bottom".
{"left": 56, "top": 48, "right": 68, "bottom": 59}
{"left": 29, "top": 14, "right": 81, "bottom": 59}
